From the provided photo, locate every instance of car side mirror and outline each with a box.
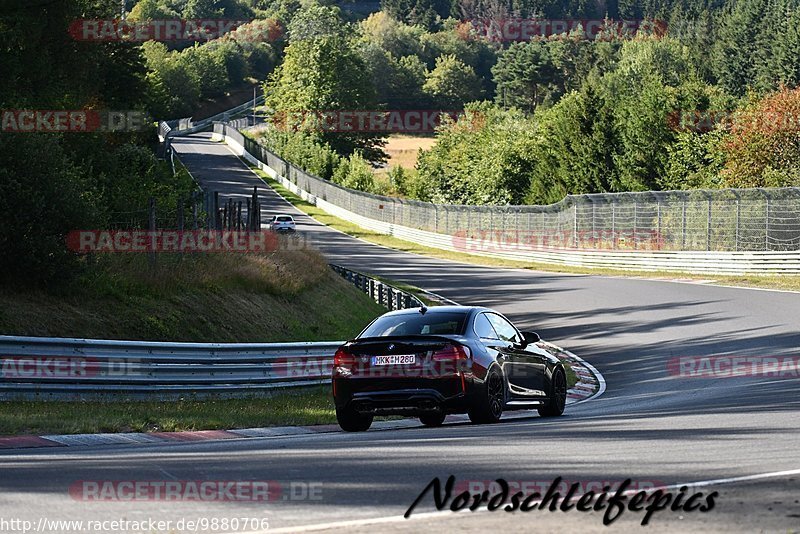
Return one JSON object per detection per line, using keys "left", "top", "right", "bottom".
{"left": 520, "top": 331, "right": 540, "bottom": 347}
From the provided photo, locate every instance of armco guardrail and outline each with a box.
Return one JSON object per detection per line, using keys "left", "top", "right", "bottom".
{"left": 212, "top": 122, "right": 800, "bottom": 274}
{"left": 0, "top": 336, "right": 341, "bottom": 400}
{"left": 331, "top": 264, "right": 424, "bottom": 310}
{"left": 0, "top": 266, "right": 422, "bottom": 400}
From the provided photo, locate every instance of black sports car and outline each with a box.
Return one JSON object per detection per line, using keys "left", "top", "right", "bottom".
{"left": 332, "top": 305, "right": 568, "bottom": 431}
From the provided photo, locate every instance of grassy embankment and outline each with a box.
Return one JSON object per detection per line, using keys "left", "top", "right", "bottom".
{"left": 0, "top": 249, "right": 386, "bottom": 435}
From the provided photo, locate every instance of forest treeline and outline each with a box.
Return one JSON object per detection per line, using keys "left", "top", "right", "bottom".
{"left": 3, "top": 0, "right": 800, "bottom": 284}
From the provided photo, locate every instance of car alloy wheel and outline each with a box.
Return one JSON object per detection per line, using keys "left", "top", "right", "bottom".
{"left": 538, "top": 369, "right": 567, "bottom": 417}
{"left": 487, "top": 371, "right": 504, "bottom": 419}
{"left": 468, "top": 367, "right": 505, "bottom": 424}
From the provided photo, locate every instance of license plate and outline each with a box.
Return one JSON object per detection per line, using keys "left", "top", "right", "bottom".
{"left": 371, "top": 355, "right": 415, "bottom": 366}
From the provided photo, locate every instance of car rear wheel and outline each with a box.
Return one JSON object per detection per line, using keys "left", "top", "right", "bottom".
{"left": 538, "top": 368, "right": 567, "bottom": 417}
{"left": 468, "top": 367, "right": 504, "bottom": 424}
{"left": 419, "top": 411, "right": 446, "bottom": 427}
{"left": 336, "top": 405, "right": 373, "bottom": 431}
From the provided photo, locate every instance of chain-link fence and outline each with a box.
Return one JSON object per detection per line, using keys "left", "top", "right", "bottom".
{"left": 219, "top": 123, "right": 800, "bottom": 252}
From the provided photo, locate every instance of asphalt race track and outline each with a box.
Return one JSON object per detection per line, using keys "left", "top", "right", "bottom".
{"left": 1, "top": 132, "right": 798, "bottom": 533}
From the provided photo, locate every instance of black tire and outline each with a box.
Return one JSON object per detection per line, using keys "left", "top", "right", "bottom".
{"left": 336, "top": 405, "right": 373, "bottom": 432}
{"left": 468, "top": 367, "right": 505, "bottom": 424}
{"left": 419, "top": 411, "right": 446, "bottom": 427}
{"left": 538, "top": 368, "right": 567, "bottom": 417}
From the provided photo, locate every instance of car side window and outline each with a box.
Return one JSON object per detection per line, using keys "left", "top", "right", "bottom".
{"left": 474, "top": 313, "right": 500, "bottom": 339}
{"left": 487, "top": 313, "right": 520, "bottom": 343}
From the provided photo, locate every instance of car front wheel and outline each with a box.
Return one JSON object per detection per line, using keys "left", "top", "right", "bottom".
{"left": 538, "top": 368, "right": 567, "bottom": 417}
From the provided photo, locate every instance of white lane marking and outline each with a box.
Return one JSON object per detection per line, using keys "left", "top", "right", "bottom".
{"left": 253, "top": 467, "right": 800, "bottom": 533}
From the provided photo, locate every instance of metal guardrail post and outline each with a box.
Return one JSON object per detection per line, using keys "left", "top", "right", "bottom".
{"left": 633, "top": 194, "right": 638, "bottom": 250}
{"left": 572, "top": 198, "right": 578, "bottom": 248}
{"left": 656, "top": 194, "right": 662, "bottom": 250}
{"left": 682, "top": 193, "right": 688, "bottom": 249}
{"left": 764, "top": 190, "right": 771, "bottom": 251}
{"left": 707, "top": 192, "right": 713, "bottom": 252}
{"left": 733, "top": 190, "right": 741, "bottom": 251}
{"left": 148, "top": 197, "right": 156, "bottom": 269}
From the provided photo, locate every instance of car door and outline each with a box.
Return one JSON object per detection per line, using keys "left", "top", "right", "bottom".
{"left": 472, "top": 312, "right": 516, "bottom": 385}
{"left": 486, "top": 313, "right": 548, "bottom": 397}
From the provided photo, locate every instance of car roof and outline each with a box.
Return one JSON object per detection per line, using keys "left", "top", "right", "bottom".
{"left": 378, "top": 305, "right": 489, "bottom": 317}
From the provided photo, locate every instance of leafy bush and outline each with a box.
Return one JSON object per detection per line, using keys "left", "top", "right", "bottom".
{"left": 0, "top": 135, "right": 96, "bottom": 286}
{"left": 332, "top": 152, "right": 377, "bottom": 192}
{"left": 721, "top": 87, "right": 800, "bottom": 187}
{"left": 416, "top": 104, "right": 536, "bottom": 204}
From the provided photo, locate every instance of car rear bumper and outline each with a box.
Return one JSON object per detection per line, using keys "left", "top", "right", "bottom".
{"left": 333, "top": 377, "right": 473, "bottom": 415}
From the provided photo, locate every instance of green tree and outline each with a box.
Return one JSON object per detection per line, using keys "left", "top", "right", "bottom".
{"left": 286, "top": 2, "right": 347, "bottom": 42}
{"left": 530, "top": 84, "right": 620, "bottom": 203}
{"left": 768, "top": 4, "right": 800, "bottom": 89}
{"left": 266, "top": 5, "right": 384, "bottom": 161}
{"left": 180, "top": 44, "right": 230, "bottom": 99}
{"left": 143, "top": 41, "right": 201, "bottom": 117}
{"left": 423, "top": 55, "right": 483, "bottom": 109}
{"left": 416, "top": 104, "right": 536, "bottom": 204}
{"left": 380, "top": 0, "right": 453, "bottom": 30}
{"left": 665, "top": 130, "right": 727, "bottom": 190}
{"left": 359, "top": 11, "right": 426, "bottom": 58}
{"left": 128, "top": 0, "right": 179, "bottom": 20}
{"left": 712, "top": 0, "right": 770, "bottom": 96}
{"left": 360, "top": 45, "right": 429, "bottom": 108}
{"left": 492, "top": 41, "right": 557, "bottom": 112}
{"left": 184, "top": 0, "right": 223, "bottom": 18}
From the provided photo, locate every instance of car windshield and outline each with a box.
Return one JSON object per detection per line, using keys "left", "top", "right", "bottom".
{"left": 276, "top": 216, "right": 293, "bottom": 222}
{"left": 359, "top": 312, "right": 468, "bottom": 338}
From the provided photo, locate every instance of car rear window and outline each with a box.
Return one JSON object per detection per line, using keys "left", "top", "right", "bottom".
{"left": 359, "top": 312, "right": 468, "bottom": 338}
{"left": 276, "top": 216, "right": 293, "bottom": 222}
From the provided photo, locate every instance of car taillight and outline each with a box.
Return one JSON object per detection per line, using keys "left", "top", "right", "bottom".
{"left": 333, "top": 348, "right": 356, "bottom": 373}
{"left": 431, "top": 344, "right": 470, "bottom": 361}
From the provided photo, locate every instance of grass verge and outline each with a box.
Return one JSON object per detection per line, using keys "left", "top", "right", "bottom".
{"left": 0, "top": 387, "right": 336, "bottom": 435}
{"left": 255, "top": 169, "right": 800, "bottom": 293}
{"left": 0, "top": 366, "right": 577, "bottom": 435}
